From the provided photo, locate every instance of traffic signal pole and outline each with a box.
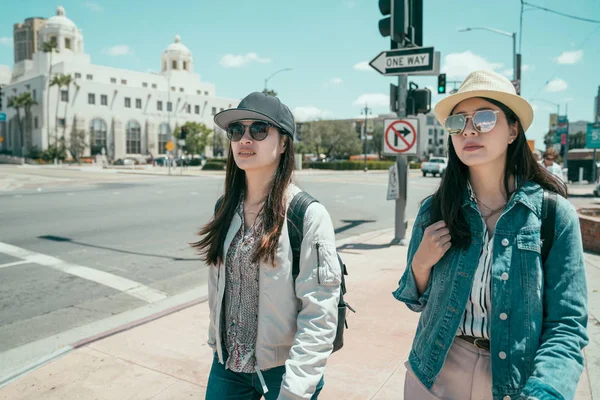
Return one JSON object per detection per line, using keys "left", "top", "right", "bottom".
{"left": 392, "top": 73, "right": 409, "bottom": 245}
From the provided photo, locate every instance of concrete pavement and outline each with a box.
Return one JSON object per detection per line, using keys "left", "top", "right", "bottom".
{"left": 0, "top": 227, "right": 597, "bottom": 400}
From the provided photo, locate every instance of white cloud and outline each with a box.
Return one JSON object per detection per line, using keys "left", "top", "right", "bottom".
{"left": 85, "top": 2, "right": 103, "bottom": 12}
{"left": 103, "top": 45, "right": 133, "bottom": 56}
{"left": 293, "top": 106, "right": 334, "bottom": 122}
{"left": 442, "top": 51, "right": 503, "bottom": 79}
{"left": 0, "top": 37, "right": 12, "bottom": 47}
{"left": 354, "top": 61, "right": 371, "bottom": 71}
{"left": 324, "top": 77, "right": 343, "bottom": 87}
{"left": 545, "top": 78, "right": 568, "bottom": 93}
{"left": 353, "top": 93, "right": 389, "bottom": 108}
{"left": 556, "top": 50, "right": 583, "bottom": 65}
{"left": 219, "top": 53, "right": 271, "bottom": 68}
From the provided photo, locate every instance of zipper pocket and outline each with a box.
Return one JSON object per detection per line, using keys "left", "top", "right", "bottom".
{"left": 316, "top": 243, "right": 321, "bottom": 284}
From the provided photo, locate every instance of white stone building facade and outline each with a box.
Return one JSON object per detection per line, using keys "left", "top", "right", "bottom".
{"left": 0, "top": 6, "right": 237, "bottom": 160}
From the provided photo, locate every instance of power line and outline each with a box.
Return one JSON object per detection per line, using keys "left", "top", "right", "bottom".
{"left": 523, "top": 1, "right": 600, "bottom": 24}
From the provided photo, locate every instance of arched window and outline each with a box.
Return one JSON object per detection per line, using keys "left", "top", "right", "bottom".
{"left": 89, "top": 118, "right": 107, "bottom": 155}
{"left": 172, "top": 60, "right": 177, "bottom": 70}
{"left": 158, "top": 123, "right": 170, "bottom": 154}
{"left": 126, "top": 120, "right": 141, "bottom": 154}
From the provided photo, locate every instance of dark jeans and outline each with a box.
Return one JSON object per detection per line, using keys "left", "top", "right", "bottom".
{"left": 206, "top": 352, "right": 324, "bottom": 400}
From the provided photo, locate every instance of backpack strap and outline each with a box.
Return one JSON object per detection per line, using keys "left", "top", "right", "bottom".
{"left": 287, "top": 192, "right": 318, "bottom": 281}
{"left": 541, "top": 190, "right": 557, "bottom": 265}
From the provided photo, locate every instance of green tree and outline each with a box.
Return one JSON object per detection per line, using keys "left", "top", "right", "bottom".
{"left": 7, "top": 96, "right": 24, "bottom": 156}
{"left": 301, "top": 120, "right": 362, "bottom": 159}
{"left": 7, "top": 92, "right": 37, "bottom": 157}
{"left": 174, "top": 121, "right": 213, "bottom": 156}
{"left": 262, "top": 88, "right": 278, "bottom": 97}
{"left": 370, "top": 123, "right": 384, "bottom": 159}
{"left": 68, "top": 129, "right": 87, "bottom": 163}
{"left": 544, "top": 130, "right": 555, "bottom": 148}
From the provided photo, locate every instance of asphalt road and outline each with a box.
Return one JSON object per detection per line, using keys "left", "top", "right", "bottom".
{"left": 0, "top": 168, "right": 440, "bottom": 381}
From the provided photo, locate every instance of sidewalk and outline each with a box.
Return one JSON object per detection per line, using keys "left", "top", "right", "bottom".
{"left": 0, "top": 228, "right": 597, "bottom": 399}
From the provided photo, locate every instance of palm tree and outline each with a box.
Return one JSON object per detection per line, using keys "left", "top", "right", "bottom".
{"left": 60, "top": 74, "right": 79, "bottom": 140}
{"left": 49, "top": 74, "right": 63, "bottom": 147}
{"left": 42, "top": 40, "right": 58, "bottom": 148}
{"left": 7, "top": 95, "right": 24, "bottom": 156}
{"left": 21, "top": 92, "right": 38, "bottom": 155}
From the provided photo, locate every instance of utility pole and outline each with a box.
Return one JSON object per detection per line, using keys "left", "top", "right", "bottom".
{"left": 361, "top": 104, "right": 371, "bottom": 172}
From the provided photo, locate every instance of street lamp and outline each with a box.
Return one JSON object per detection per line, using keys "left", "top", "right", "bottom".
{"left": 531, "top": 98, "right": 560, "bottom": 116}
{"left": 361, "top": 105, "right": 372, "bottom": 172}
{"left": 458, "top": 27, "right": 517, "bottom": 82}
{"left": 264, "top": 68, "right": 293, "bottom": 92}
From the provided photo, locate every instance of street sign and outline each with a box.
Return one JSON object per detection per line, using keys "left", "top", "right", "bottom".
{"left": 587, "top": 123, "right": 600, "bottom": 149}
{"left": 0, "top": 112, "right": 6, "bottom": 122}
{"left": 370, "top": 47, "right": 438, "bottom": 76}
{"left": 383, "top": 118, "right": 418, "bottom": 155}
{"left": 165, "top": 141, "right": 175, "bottom": 152}
{"left": 177, "top": 139, "right": 186, "bottom": 146}
{"left": 0, "top": 136, "right": 3, "bottom": 143}
{"left": 561, "top": 133, "right": 567, "bottom": 145}
{"left": 554, "top": 115, "right": 568, "bottom": 144}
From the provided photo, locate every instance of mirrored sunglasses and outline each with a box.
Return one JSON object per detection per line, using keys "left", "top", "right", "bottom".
{"left": 226, "top": 121, "right": 277, "bottom": 142}
{"left": 445, "top": 110, "right": 501, "bottom": 136}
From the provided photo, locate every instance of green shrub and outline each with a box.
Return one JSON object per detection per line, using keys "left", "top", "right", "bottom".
{"left": 209, "top": 158, "right": 227, "bottom": 164}
{"left": 202, "top": 162, "right": 225, "bottom": 171}
{"left": 189, "top": 158, "right": 202, "bottom": 166}
{"left": 409, "top": 162, "right": 421, "bottom": 169}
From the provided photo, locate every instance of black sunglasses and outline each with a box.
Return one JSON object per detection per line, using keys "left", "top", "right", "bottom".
{"left": 225, "top": 121, "right": 278, "bottom": 142}
{"left": 445, "top": 110, "right": 500, "bottom": 136}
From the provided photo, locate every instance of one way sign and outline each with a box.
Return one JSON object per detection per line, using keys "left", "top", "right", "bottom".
{"left": 370, "top": 47, "right": 439, "bottom": 76}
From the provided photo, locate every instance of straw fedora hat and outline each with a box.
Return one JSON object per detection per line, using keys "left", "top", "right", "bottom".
{"left": 434, "top": 70, "right": 534, "bottom": 132}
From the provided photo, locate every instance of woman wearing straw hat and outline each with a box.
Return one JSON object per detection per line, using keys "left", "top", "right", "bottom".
{"left": 393, "top": 70, "right": 588, "bottom": 399}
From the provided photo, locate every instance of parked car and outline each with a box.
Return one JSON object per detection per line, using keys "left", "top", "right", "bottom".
{"left": 421, "top": 157, "right": 448, "bottom": 177}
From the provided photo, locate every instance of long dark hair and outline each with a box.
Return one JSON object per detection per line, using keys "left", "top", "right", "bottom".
{"left": 428, "top": 97, "right": 567, "bottom": 248}
{"left": 191, "top": 133, "right": 295, "bottom": 266}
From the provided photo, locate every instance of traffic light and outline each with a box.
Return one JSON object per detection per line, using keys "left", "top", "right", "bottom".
{"left": 355, "top": 122, "right": 363, "bottom": 139}
{"left": 406, "top": 82, "right": 431, "bottom": 116}
{"left": 181, "top": 126, "right": 188, "bottom": 140}
{"left": 437, "top": 73, "right": 446, "bottom": 94}
{"left": 378, "top": 0, "right": 407, "bottom": 44}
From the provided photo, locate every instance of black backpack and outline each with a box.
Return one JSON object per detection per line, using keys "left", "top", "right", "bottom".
{"left": 541, "top": 190, "right": 557, "bottom": 264}
{"left": 214, "top": 192, "right": 354, "bottom": 353}
{"left": 287, "top": 191, "right": 354, "bottom": 353}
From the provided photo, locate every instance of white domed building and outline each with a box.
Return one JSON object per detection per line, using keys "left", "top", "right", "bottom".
{"left": 1, "top": 6, "right": 237, "bottom": 160}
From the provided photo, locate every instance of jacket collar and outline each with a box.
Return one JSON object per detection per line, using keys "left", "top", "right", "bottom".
{"left": 462, "top": 179, "right": 542, "bottom": 217}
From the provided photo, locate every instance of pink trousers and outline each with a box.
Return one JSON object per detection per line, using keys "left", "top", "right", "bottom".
{"left": 404, "top": 337, "right": 493, "bottom": 400}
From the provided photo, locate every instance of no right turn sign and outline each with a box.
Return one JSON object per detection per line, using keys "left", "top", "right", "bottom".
{"left": 383, "top": 118, "right": 418, "bottom": 156}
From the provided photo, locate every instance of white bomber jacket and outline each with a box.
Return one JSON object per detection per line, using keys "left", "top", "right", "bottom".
{"left": 207, "top": 184, "right": 342, "bottom": 400}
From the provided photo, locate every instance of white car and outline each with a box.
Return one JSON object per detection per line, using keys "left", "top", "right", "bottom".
{"left": 421, "top": 157, "right": 448, "bottom": 177}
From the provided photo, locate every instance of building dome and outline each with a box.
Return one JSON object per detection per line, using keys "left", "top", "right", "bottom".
{"left": 161, "top": 35, "right": 193, "bottom": 73}
{"left": 45, "top": 6, "right": 78, "bottom": 30}
{"left": 165, "top": 35, "right": 191, "bottom": 55}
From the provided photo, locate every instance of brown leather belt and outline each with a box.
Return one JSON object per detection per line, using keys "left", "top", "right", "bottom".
{"left": 458, "top": 335, "right": 490, "bottom": 351}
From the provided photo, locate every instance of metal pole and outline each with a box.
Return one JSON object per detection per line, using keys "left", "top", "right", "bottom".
{"left": 391, "top": 74, "right": 408, "bottom": 245}
{"left": 167, "top": 74, "right": 171, "bottom": 176}
{"left": 564, "top": 103, "right": 569, "bottom": 173}
{"left": 363, "top": 104, "right": 369, "bottom": 172}
{"left": 512, "top": 33, "right": 517, "bottom": 82}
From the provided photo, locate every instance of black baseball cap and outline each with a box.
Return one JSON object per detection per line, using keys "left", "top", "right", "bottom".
{"left": 214, "top": 92, "right": 295, "bottom": 137}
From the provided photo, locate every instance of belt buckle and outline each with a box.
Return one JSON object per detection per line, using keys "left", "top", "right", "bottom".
{"left": 473, "top": 338, "right": 488, "bottom": 350}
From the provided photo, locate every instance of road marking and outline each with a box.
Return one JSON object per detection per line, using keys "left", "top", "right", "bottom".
{"left": 0, "top": 242, "right": 168, "bottom": 303}
{"left": 113, "top": 192, "right": 120, "bottom": 195}
{"left": 0, "top": 260, "right": 30, "bottom": 269}
{"left": 66, "top": 193, "right": 74, "bottom": 196}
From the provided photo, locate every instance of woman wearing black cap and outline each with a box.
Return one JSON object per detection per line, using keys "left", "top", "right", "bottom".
{"left": 192, "top": 92, "right": 341, "bottom": 399}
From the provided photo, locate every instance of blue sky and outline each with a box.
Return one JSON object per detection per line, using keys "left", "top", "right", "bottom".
{"left": 1, "top": 0, "right": 599, "bottom": 147}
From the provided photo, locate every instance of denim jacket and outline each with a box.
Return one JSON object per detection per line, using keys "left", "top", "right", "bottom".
{"left": 393, "top": 180, "right": 588, "bottom": 400}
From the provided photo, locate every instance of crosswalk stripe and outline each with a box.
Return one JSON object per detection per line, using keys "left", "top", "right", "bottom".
{"left": 0, "top": 242, "right": 168, "bottom": 303}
